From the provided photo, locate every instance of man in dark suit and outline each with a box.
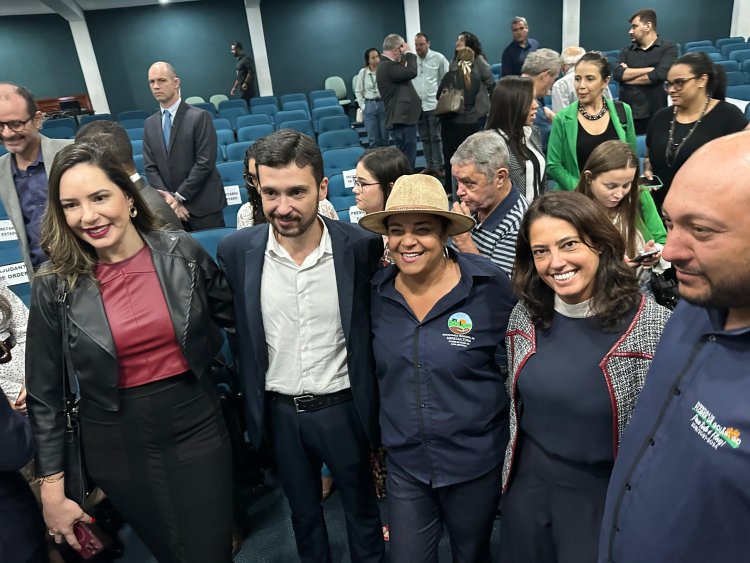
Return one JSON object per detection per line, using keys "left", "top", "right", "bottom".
{"left": 217, "top": 130, "right": 385, "bottom": 563}
{"left": 376, "top": 33, "right": 422, "bottom": 168}
{"left": 143, "top": 61, "right": 226, "bottom": 230}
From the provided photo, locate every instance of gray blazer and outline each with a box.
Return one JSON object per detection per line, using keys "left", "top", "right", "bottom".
{"left": 142, "top": 101, "right": 225, "bottom": 218}
{"left": 0, "top": 136, "right": 72, "bottom": 276}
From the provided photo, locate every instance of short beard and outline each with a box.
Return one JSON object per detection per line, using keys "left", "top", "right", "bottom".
{"left": 271, "top": 212, "right": 317, "bottom": 238}
{"left": 681, "top": 272, "right": 750, "bottom": 310}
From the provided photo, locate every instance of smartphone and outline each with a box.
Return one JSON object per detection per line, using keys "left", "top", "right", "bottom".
{"left": 638, "top": 175, "right": 663, "bottom": 191}
{"left": 73, "top": 522, "right": 108, "bottom": 560}
{"left": 630, "top": 248, "right": 659, "bottom": 264}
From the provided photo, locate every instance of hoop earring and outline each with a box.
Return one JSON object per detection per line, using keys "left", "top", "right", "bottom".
{"left": 129, "top": 206, "right": 138, "bottom": 218}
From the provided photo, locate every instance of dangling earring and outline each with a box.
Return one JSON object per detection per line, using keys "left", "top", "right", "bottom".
{"left": 443, "top": 245, "right": 450, "bottom": 259}
{"left": 129, "top": 206, "right": 138, "bottom": 218}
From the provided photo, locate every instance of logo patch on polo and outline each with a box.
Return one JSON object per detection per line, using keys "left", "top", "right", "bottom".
{"left": 691, "top": 401, "right": 742, "bottom": 450}
{"left": 444, "top": 312, "right": 475, "bottom": 348}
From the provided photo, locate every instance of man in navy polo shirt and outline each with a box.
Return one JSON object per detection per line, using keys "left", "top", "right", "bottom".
{"left": 501, "top": 16, "right": 540, "bottom": 77}
{"left": 598, "top": 131, "right": 750, "bottom": 562}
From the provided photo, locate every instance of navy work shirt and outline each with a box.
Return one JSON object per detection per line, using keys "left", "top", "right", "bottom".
{"left": 599, "top": 302, "right": 750, "bottom": 562}
{"left": 11, "top": 152, "right": 49, "bottom": 269}
{"left": 501, "top": 38, "right": 540, "bottom": 77}
{"left": 371, "top": 251, "right": 515, "bottom": 487}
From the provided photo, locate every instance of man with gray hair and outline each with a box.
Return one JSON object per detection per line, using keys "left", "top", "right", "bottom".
{"left": 376, "top": 33, "right": 422, "bottom": 167}
{"left": 501, "top": 16, "right": 540, "bottom": 76}
{"left": 522, "top": 47, "right": 561, "bottom": 150}
{"left": 449, "top": 130, "right": 529, "bottom": 277}
{"left": 551, "top": 46, "right": 613, "bottom": 112}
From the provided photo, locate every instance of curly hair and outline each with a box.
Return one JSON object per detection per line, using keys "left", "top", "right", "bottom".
{"left": 513, "top": 191, "right": 640, "bottom": 331}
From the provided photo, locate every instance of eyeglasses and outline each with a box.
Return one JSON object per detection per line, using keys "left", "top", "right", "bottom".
{"left": 243, "top": 169, "right": 257, "bottom": 187}
{"left": 663, "top": 77, "right": 698, "bottom": 92}
{"left": 352, "top": 178, "right": 380, "bottom": 190}
{"left": 0, "top": 117, "right": 33, "bottom": 133}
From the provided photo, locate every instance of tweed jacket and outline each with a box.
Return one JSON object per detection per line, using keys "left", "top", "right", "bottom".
{"left": 502, "top": 295, "right": 670, "bottom": 490}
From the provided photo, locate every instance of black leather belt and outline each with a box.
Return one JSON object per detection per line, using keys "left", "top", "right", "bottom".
{"left": 365, "top": 98, "right": 381, "bottom": 102}
{"left": 271, "top": 388, "right": 353, "bottom": 413}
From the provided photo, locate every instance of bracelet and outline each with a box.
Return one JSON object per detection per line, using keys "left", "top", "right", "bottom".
{"left": 36, "top": 473, "right": 64, "bottom": 485}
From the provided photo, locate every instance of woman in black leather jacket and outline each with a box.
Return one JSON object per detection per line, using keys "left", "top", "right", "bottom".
{"left": 25, "top": 144, "right": 235, "bottom": 562}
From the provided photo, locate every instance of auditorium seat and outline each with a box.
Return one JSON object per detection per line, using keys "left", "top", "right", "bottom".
{"left": 316, "top": 115, "right": 351, "bottom": 134}
{"left": 317, "top": 129, "right": 361, "bottom": 152}
{"left": 236, "top": 114, "right": 272, "bottom": 129}
{"left": 322, "top": 146, "right": 364, "bottom": 176}
{"left": 277, "top": 119, "right": 315, "bottom": 137}
{"left": 226, "top": 141, "right": 253, "bottom": 162}
{"left": 237, "top": 124, "right": 274, "bottom": 143}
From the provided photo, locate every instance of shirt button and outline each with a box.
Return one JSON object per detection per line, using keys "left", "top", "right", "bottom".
{"left": 420, "top": 402, "right": 425, "bottom": 408}
{"left": 417, "top": 363, "right": 423, "bottom": 368}
{"left": 648, "top": 438, "right": 655, "bottom": 446}
{"left": 303, "top": 346, "right": 309, "bottom": 351}
{"left": 708, "top": 335, "right": 717, "bottom": 343}
{"left": 625, "top": 483, "right": 632, "bottom": 491}
{"left": 425, "top": 441, "right": 431, "bottom": 446}
{"left": 674, "top": 387, "right": 681, "bottom": 396}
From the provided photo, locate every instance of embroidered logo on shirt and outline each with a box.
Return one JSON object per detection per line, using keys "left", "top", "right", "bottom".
{"left": 691, "top": 401, "right": 742, "bottom": 450}
{"left": 448, "top": 312, "right": 472, "bottom": 335}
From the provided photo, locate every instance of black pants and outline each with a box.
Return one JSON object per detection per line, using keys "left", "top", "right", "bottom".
{"left": 267, "top": 394, "right": 385, "bottom": 563}
{"left": 500, "top": 434, "right": 612, "bottom": 563}
{"left": 633, "top": 117, "right": 651, "bottom": 136}
{"left": 184, "top": 210, "right": 225, "bottom": 231}
{"left": 441, "top": 120, "right": 481, "bottom": 195}
{"left": 80, "top": 374, "right": 234, "bottom": 563}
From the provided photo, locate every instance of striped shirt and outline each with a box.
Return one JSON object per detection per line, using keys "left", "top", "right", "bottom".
{"left": 470, "top": 186, "right": 529, "bottom": 277}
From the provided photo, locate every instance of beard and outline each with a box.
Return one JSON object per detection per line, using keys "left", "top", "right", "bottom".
{"left": 679, "top": 269, "right": 750, "bottom": 310}
{"left": 270, "top": 210, "right": 317, "bottom": 238}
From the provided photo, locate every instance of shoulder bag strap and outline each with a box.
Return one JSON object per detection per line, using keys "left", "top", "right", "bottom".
{"left": 613, "top": 101, "right": 628, "bottom": 129}
{"left": 56, "top": 278, "right": 78, "bottom": 405}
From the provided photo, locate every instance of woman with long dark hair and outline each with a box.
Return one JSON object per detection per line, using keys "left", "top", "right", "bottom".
{"left": 501, "top": 191, "right": 670, "bottom": 562}
{"left": 26, "top": 144, "right": 235, "bottom": 562}
{"left": 645, "top": 51, "right": 749, "bottom": 211}
{"left": 486, "top": 76, "right": 545, "bottom": 200}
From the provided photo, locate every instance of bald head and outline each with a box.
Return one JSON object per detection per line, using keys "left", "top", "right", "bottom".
{"left": 148, "top": 61, "right": 181, "bottom": 108}
{"left": 561, "top": 46, "right": 586, "bottom": 69}
{"left": 662, "top": 131, "right": 750, "bottom": 327}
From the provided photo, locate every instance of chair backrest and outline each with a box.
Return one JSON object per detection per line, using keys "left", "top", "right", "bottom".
{"left": 212, "top": 118, "right": 233, "bottom": 132}
{"left": 716, "top": 59, "right": 740, "bottom": 72}
{"left": 236, "top": 114, "right": 272, "bottom": 129}
{"left": 281, "top": 100, "right": 311, "bottom": 116}
{"left": 745, "top": 103, "right": 750, "bottom": 120}
{"left": 130, "top": 139, "right": 144, "bottom": 156}
{"left": 249, "top": 96, "right": 279, "bottom": 109}
{"left": 133, "top": 154, "right": 145, "bottom": 174}
{"left": 251, "top": 105, "right": 278, "bottom": 123}
{"left": 79, "top": 113, "right": 113, "bottom": 126}
{"left": 741, "top": 59, "right": 750, "bottom": 81}
{"left": 326, "top": 174, "right": 356, "bottom": 212}
{"left": 716, "top": 37, "right": 745, "bottom": 51}
{"left": 312, "top": 97, "right": 340, "bottom": 110}
{"left": 721, "top": 42, "right": 749, "bottom": 57}
{"left": 184, "top": 96, "right": 206, "bottom": 104}
{"left": 216, "top": 145, "right": 224, "bottom": 164}
{"left": 237, "top": 124, "right": 275, "bottom": 143}
{"left": 118, "top": 118, "right": 145, "bottom": 130}
{"left": 209, "top": 94, "right": 229, "bottom": 110}
{"left": 708, "top": 52, "right": 723, "bottom": 62}
{"left": 218, "top": 107, "right": 249, "bottom": 129}
{"left": 726, "top": 84, "right": 750, "bottom": 100}
{"left": 725, "top": 70, "right": 746, "bottom": 86}
{"left": 219, "top": 99, "right": 248, "bottom": 112}
{"left": 42, "top": 117, "right": 77, "bottom": 130}
{"left": 635, "top": 135, "right": 647, "bottom": 158}
{"left": 729, "top": 49, "right": 750, "bottom": 64}
{"left": 309, "top": 89, "right": 337, "bottom": 101}
{"left": 216, "top": 161, "right": 245, "bottom": 187}
{"left": 216, "top": 129, "right": 236, "bottom": 159}
{"left": 280, "top": 93, "right": 307, "bottom": 105}
{"left": 490, "top": 63, "right": 502, "bottom": 80}
{"left": 275, "top": 110, "right": 309, "bottom": 128}
{"left": 684, "top": 40, "right": 713, "bottom": 50}
{"left": 312, "top": 106, "right": 347, "bottom": 131}
{"left": 317, "top": 129, "right": 361, "bottom": 152}
{"left": 322, "top": 146, "right": 365, "bottom": 176}
{"left": 226, "top": 141, "right": 254, "bottom": 162}
{"left": 43, "top": 127, "right": 75, "bottom": 139}
{"left": 277, "top": 119, "right": 315, "bottom": 137}
{"left": 324, "top": 76, "right": 349, "bottom": 101}
{"left": 608, "top": 82, "right": 619, "bottom": 99}
{"left": 686, "top": 45, "right": 719, "bottom": 54}
{"left": 193, "top": 102, "right": 217, "bottom": 116}
{"left": 126, "top": 127, "right": 144, "bottom": 141}
{"left": 117, "top": 110, "right": 148, "bottom": 121}
{"left": 189, "top": 228, "right": 235, "bottom": 261}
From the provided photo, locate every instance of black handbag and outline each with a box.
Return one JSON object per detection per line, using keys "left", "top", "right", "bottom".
{"left": 650, "top": 267, "right": 681, "bottom": 310}
{"left": 58, "top": 282, "right": 90, "bottom": 506}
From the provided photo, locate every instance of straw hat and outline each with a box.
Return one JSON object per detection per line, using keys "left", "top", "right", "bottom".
{"left": 358, "top": 174, "right": 476, "bottom": 236}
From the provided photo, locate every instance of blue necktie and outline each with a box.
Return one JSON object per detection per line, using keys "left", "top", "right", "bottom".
{"left": 162, "top": 110, "right": 171, "bottom": 149}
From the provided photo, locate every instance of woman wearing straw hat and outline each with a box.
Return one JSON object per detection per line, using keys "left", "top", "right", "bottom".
{"left": 359, "top": 174, "right": 516, "bottom": 563}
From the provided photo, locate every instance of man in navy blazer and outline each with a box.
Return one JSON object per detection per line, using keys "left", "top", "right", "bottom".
{"left": 217, "top": 130, "right": 385, "bottom": 562}
{"left": 143, "top": 61, "right": 226, "bottom": 230}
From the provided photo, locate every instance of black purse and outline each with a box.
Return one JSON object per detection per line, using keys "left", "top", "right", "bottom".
{"left": 650, "top": 267, "right": 681, "bottom": 310}
{"left": 58, "top": 282, "right": 90, "bottom": 506}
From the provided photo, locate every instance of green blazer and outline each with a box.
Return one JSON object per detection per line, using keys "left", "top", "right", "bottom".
{"left": 547, "top": 98, "right": 637, "bottom": 191}
{"left": 638, "top": 189, "right": 667, "bottom": 245}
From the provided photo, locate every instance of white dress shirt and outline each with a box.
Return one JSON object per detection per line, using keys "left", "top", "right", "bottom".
{"left": 261, "top": 220, "right": 350, "bottom": 395}
{"left": 412, "top": 49, "right": 450, "bottom": 111}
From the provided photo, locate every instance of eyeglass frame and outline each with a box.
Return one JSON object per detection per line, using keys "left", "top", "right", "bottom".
{"left": 243, "top": 169, "right": 257, "bottom": 188}
{"left": 663, "top": 76, "right": 700, "bottom": 92}
{"left": 0, "top": 116, "right": 34, "bottom": 133}
{"left": 352, "top": 178, "right": 381, "bottom": 190}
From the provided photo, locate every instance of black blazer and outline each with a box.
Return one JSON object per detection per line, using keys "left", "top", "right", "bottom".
{"left": 217, "top": 218, "right": 384, "bottom": 449}
{"left": 376, "top": 53, "right": 422, "bottom": 128}
{"left": 133, "top": 175, "right": 184, "bottom": 230}
{"left": 143, "top": 101, "right": 226, "bottom": 218}
{"left": 26, "top": 230, "right": 234, "bottom": 476}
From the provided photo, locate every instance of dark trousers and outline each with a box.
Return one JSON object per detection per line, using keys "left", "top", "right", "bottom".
{"left": 240, "top": 85, "right": 255, "bottom": 102}
{"left": 267, "top": 394, "right": 385, "bottom": 563}
{"left": 389, "top": 124, "right": 417, "bottom": 168}
{"left": 441, "top": 120, "right": 481, "bottom": 196}
{"left": 417, "top": 110, "right": 443, "bottom": 170}
{"left": 80, "top": 374, "right": 234, "bottom": 563}
{"left": 500, "top": 434, "right": 612, "bottom": 563}
{"left": 387, "top": 461, "right": 501, "bottom": 563}
{"left": 184, "top": 210, "right": 225, "bottom": 231}
{"left": 633, "top": 117, "right": 651, "bottom": 136}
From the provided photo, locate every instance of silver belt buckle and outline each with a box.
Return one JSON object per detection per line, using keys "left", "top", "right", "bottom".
{"left": 293, "top": 394, "right": 315, "bottom": 412}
